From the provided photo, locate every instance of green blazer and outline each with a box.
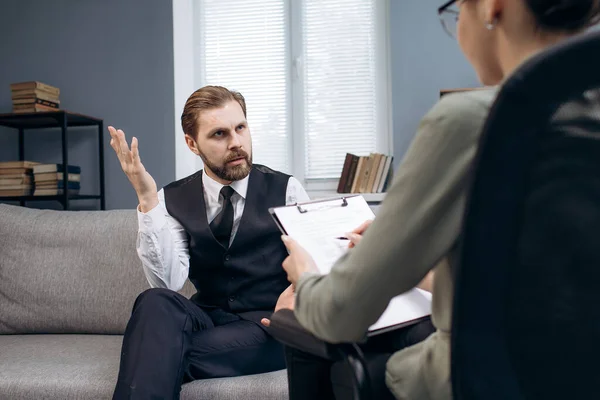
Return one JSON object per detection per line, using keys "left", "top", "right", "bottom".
{"left": 294, "top": 88, "right": 498, "bottom": 400}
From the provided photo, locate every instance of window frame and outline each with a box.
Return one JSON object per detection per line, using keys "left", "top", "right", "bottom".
{"left": 173, "top": 0, "right": 392, "bottom": 194}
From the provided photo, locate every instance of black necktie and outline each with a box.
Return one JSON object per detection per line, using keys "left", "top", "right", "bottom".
{"left": 210, "top": 186, "right": 235, "bottom": 248}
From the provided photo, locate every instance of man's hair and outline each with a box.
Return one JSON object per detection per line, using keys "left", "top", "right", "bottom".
{"left": 181, "top": 86, "right": 247, "bottom": 137}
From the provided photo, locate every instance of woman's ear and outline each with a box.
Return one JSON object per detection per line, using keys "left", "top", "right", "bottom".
{"left": 482, "top": 0, "right": 505, "bottom": 25}
{"left": 184, "top": 134, "right": 200, "bottom": 155}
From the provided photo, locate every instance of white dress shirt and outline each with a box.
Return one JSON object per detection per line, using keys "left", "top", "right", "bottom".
{"left": 136, "top": 170, "right": 310, "bottom": 291}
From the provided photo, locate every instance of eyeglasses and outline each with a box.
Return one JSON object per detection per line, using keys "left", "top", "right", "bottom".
{"left": 438, "top": 0, "right": 460, "bottom": 39}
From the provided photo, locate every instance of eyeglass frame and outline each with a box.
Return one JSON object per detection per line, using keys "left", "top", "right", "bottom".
{"left": 438, "top": 0, "right": 460, "bottom": 38}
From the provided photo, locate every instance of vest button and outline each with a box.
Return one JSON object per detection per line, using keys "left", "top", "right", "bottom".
{"left": 224, "top": 254, "right": 231, "bottom": 261}
{"left": 228, "top": 296, "right": 235, "bottom": 302}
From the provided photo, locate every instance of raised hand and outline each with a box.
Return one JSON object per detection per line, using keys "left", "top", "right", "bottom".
{"left": 108, "top": 126, "right": 158, "bottom": 212}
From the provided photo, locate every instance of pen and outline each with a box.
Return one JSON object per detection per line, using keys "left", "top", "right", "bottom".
{"left": 335, "top": 236, "right": 349, "bottom": 240}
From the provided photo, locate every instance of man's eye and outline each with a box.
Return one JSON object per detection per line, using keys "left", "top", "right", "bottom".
{"left": 214, "top": 131, "right": 224, "bottom": 137}
{"left": 236, "top": 124, "right": 245, "bottom": 131}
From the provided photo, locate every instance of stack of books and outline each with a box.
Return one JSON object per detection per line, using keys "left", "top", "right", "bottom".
{"left": 336, "top": 153, "right": 394, "bottom": 194}
{"left": 10, "top": 81, "right": 60, "bottom": 113}
{"left": 0, "top": 161, "right": 38, "bottom": 196}
{"left": 33, "top": 164, "right": 81, "bottom": 196}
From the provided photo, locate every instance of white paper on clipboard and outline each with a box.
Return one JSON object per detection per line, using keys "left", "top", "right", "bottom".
{"left": 269, "top": 195, "right": 431, "bottom": 334}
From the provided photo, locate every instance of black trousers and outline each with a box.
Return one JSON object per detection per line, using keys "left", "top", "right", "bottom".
{"left": 285, "top": 318, "right": 435, "bottom": 400}
{"left": 112, "top": 288, "right": 285, "bottom": 400}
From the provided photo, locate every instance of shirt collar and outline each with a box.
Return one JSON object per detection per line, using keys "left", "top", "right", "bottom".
{"left": 202, "top": 169, "right": 249, "bottom": 201}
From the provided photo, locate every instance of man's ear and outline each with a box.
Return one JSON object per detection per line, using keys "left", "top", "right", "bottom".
{"left": 185, "top": 134, "right": 200, "bottom": 155}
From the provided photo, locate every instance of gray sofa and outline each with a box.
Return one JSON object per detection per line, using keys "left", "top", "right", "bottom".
{"left": 0, "top": 204, "right": 288, "bottom": 400}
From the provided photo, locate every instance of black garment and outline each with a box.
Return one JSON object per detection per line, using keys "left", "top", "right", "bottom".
{"left": 113, "top": 288, "right": 286, "bottom": 400}
{"left": 114, "top": 166, "right": 292, "bottom": 399}
{"left": 285, "top": 318, "right": 435, "bottom": 400}
{"left": 163, "top": 165, "right": 291, "bottom": 324}
{"left": 209, "top": 186, "right": 236, "bottom": 248}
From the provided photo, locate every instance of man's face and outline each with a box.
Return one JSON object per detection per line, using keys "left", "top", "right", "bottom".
{"left": 186, "top": 100, "right": 253, "bottom": 183}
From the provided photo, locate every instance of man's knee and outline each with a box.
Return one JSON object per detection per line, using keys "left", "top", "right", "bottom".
{"left": 132, "top": 287, "right": 179, "bottom": 313}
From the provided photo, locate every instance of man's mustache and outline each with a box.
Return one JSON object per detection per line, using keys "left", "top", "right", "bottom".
{"left": 224, "top": 150, "right": 250, "bottom": 164}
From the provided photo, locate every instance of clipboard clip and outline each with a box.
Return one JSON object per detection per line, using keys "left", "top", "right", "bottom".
{"left": 296, "top": 197, "right": 348, "bottom": 214}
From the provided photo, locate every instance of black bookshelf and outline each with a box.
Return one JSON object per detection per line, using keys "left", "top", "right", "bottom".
{"left": 0, "top": 110, "right": 105, "bottom": 210}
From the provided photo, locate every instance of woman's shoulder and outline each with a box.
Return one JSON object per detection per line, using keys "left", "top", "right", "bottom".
{"left": 430, "top": 87, "right": 498, "bottom": 120}
{"left": 420, "top": 87, "right": 499, "bottom": 139}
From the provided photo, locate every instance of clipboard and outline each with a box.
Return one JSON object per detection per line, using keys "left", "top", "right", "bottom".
{"left": 268, "top": 195, "right": 355, "bottom": 236}
{"left": 269, "top": 195, "right": 432, "bottom": 335}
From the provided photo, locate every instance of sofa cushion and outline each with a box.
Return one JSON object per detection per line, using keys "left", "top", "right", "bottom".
{"left": 0, "top": 204, "right": 195, "bottom": 334}
{"left": 181, "top": 370, "right": 288, "bottom": 400}
{"left": 0, "top": 334, "right": 287, "bottom": 400}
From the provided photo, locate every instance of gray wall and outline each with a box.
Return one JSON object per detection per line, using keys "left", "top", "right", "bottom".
{"left": 389, "top": 0, "right": 480, "bottom": 164}
{"left": 0, "top": 0, "right": 175, "bottom": 210}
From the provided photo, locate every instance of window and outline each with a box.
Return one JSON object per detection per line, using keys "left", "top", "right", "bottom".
{"left": 192, "top": 0, "right": 391, "bottom": 187}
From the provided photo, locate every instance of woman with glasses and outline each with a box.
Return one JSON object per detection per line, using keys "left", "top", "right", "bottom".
{"left": 278, "top": 1, "right": 600, "bottom": 399}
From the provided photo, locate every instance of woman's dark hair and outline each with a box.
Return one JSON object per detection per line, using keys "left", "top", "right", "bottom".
{"left": 525, "top": 0, "right": 600, "bottom": 31}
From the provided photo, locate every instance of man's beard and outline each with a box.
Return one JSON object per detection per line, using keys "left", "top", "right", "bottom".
{"left": 199, "top": 148, "right": 253, "bottom": 182}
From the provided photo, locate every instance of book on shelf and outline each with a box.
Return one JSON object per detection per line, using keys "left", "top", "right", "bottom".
{"left": 12, "top": 98, "right": 60, "bottom": 108}
{"left": 11, "top": 89, "right": 60, "bottom": 103}
{"left": 0, "top": 184, "right": 33, "bottom": 190}
{"left": 33, "top": 164, "right": 81, "bottom": 175}
{"left": 35, "top": 181, "right": 80, "bottom": 190}
{"left": 10, "top": 81, "right": 60, "bottom": 113}
{"left": 13, "top": 104, "right": 59, "bottom": 113}
{"left": 337, "top": 153, "right": 394, "bottom": 194}
{"left": 0, "top": 188, "right": 33, "bottom": 197}
{"left": 33, "top": 188, "right": 80, "bottom": 196}
{"left": 34, "top": 172, "right": 81, "bottom": 183}
{"left": 10, "top": 81, "right": 60, "bottom": 97}
{"left": 0, "top": 161, "right": 40, "bottom": 169}
{"left": 0, "top": 176, "right": 32, "bottom": 186}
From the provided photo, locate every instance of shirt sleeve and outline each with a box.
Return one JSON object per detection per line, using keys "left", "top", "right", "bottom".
{"left": 293, "top": 91, "right": 496, "bottom": 342}
{"left": 136, "top": 188, "right": 190, "bottom": 291}
{"left": 285, "top": 176, "right": 311, "bottom": 205}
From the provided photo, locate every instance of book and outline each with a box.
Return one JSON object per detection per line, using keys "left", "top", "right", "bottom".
{"left": 343, "top": 155, "right": 360, "bottom": 193}
{"left": 376, "top": 156, "right": 393, "bottom": 193}
{"left": 33, "top": 188, "right": 80, "bottom": 196}
{"left": 0, "top": 168, "right": 33, "bottom": 175}
{"left": 10, "top": 81, "right": 60, "bottom": 97}
{"left": 0, "top": 184, "right": 33, "bottom": 190}
{"left": 11, "top": 89, "right": 60, "bottom": 103}
{"left": 33, "top": 164, "right": 81, "bottom": 174}
{"left": 35, "top": 181, "right": 80, "bottom": 190}
{"left": 336, "top": 153, "right": 355, "bottom": 194}
{"left": 350, "top": 157, "right": 365, "bottom": 193}
{"left": 12, "top": 98, "right": 60, "bottom": 108}
{"left": 0, "top": 173, "right": 32, "bottom": 180}
{"left": 371, "top": 154, "right": 388, "bottom": 193}
{"left": 0, "top": 161, "right": 39, "bottom": 169}
{"left": 0, "top": 188, "right": 33, "bottom": 197}
{"left": 365, "top": 153, "right": 383, "bottom": 193}
{"left": 379, "top": 158, "right": 394, "bottom": 193}
{"left": 0, "top": 176, "right": 32, "bottom": 186}
{"left": 358, "top": 154, "right": 376, "bottom": 193}
{"left": 13, "top": 104, "right": 59, "bottom": 113}
{"left": 34, "top": 172, "right": 80, "bottom": 183}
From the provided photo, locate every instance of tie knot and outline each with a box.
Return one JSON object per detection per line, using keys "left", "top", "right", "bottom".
{"left": 220, "top": 186, "right": 235, "bottom": 200}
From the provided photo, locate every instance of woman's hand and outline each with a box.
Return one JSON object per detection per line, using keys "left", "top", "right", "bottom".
{"left": 281, "top": 236, "right": 319, "bottom": 287}
{"left": 345, "top": 219, "right": 374, "bottom": 248}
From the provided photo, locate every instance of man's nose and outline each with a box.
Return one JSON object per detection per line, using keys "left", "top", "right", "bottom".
{"left": 229, "top": 131, "right": 242, "bottom": 148}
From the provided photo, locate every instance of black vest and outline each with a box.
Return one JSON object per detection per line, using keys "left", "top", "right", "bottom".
{"left": 163, "top": 165, "right": 290, "bottom": 317}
